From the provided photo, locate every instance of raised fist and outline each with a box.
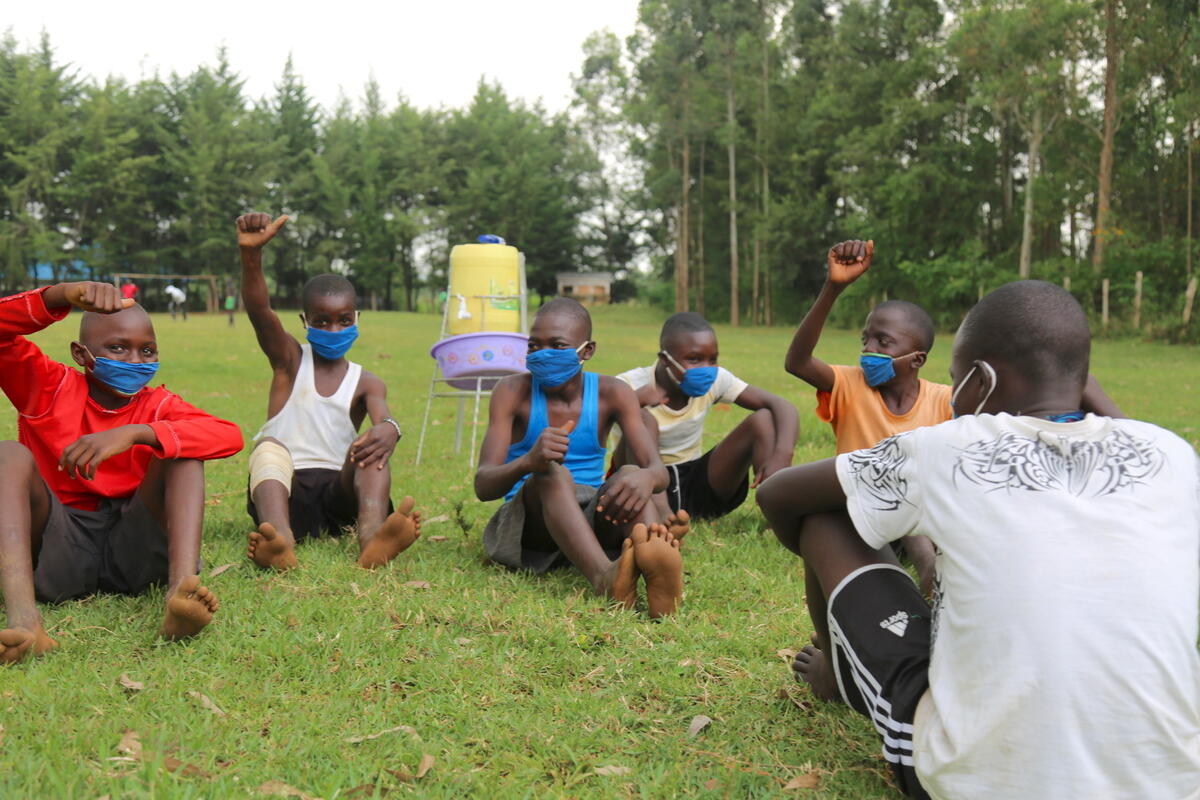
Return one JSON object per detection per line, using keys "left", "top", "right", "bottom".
{"left": 236, "top": 212, "right": 288, "bottom": 249}
{"left": 827, "top": 239, "right": 874, "bottom": 286}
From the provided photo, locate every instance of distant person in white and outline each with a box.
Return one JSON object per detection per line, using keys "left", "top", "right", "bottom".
{"left": 758, "top": 280, "right": 1200, "bottom": 800}
{"left": 164, "top": 284, "right": 186, "bottom": 320}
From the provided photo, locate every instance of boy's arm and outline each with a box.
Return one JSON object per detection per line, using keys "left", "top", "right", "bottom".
{"left": 733, "top": 385, "right": 800, "bottom": 486}
{"left": 597, "top": 380, "right": 669, "bottom": 524}
{"left": 236, "top": 213, "right": 301, "bottom": 372}
{"left": 784, "top": 239, "right": 875, "bottom": 392}
{"left": 349, "top": 371, "right": 402, "bottom": 470}
{"left": 1081, "top": 374, "right": 1124, "bottom": 418}
{"left": 0, "top": 283, "right": 132, "bottom": 414}
{"left": 59, "top": 396, "right": 244, "bottom": 480}
{"left": 474, "top": 379, "right": 570, "bottom": 501}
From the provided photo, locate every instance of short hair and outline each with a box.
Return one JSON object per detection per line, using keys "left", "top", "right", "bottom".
{"left": 957, "top": 280, "right": 1090, "bottom": 386}
{"left": 535, "top": 297, "right": 592, "bottom": 339}
{"left": 874, "top": 300, "right": 935, "bottom": 351}
{"left": 302, "top": 273, "right": 357, "bottom": 310}
{"left": 660, "top": 312, "right": 714, "bottom": 349}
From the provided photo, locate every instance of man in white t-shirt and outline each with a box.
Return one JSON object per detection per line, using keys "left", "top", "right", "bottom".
{"left": 611, "top": 312, "right": 798, "bottom": 524}
{"left": 758, "top": 280, "right": 1200, "bottom": 800}
{"left": 164, "top": 284, "right": 186, "bottom": 320}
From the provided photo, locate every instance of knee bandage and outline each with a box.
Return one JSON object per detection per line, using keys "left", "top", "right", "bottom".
{"left": 248, "top": 441, "right": 294, "bottom": 495}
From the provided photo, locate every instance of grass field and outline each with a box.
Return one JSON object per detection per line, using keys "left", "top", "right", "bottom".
{"left": 2, "top": 304, "right": 1197, "bottom": 799}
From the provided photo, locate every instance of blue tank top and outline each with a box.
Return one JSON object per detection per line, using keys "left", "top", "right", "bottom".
{"left": 504, "top": 372, "right": 606, "bottom": 501}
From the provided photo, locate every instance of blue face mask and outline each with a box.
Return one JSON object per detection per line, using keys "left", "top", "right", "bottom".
{"left": 526, "top": 343, "right": 587, "bottom": 387}
{"left": 306, "top": 323, "right": 359, "bottom": 360}
{"left": 860, "top": 352, "right": 897, "bottom": 387}
{"left": 661, "top": 351, "right": 718, "bottom": 397}
{"left": 90, "top": 356, "right": 159, "bottom": 396}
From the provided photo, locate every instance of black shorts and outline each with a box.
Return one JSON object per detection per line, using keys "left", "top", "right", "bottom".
{"left": 665, "top": 448, "right": 750, "bottom": 520}
{"left": 33, "top": 490, "right": 171, "bottom": 604}
{"left": 826, "top": 563, "right": 932, "bottom": 800}
{"left": 247, "top": 468, "right": 389, "bottom": 541}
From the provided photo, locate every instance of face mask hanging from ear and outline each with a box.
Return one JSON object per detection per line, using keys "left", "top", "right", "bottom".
{"left": 951, "top": 360, "right": 997, "bottom": 418}
{"left": 660, "top": 350, "right": 718, "bottom": 397}
{"left": 526, "top": 342, "right": 588, "bottom": 388}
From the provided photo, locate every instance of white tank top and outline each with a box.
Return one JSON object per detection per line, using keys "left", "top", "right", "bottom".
{"left": 254, "top": 345, "right": 362, "bottom": 470}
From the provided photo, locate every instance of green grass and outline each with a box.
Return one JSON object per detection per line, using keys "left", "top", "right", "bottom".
{"left": 1, "top": 306, "right": 1196, "bottom": 799}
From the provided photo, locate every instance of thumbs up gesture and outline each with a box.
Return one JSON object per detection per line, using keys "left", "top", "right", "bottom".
{"left": 236, "top": 212, "right": 289, "bottom": 249}
{"left": 526, "top": 418, "right": 575, "bottom": 473}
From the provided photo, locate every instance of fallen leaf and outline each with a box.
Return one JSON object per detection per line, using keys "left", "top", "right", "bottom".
{"left": 187, "top": 690, "right": 226, "bottom": 717}
{"left": 164, "top": 755, "right": 212, "bottom": 779}
{"left": 286, "top": 615, "right": 300, "bottom": 628}
{"left": 344, "top": 725, "right": 419, "bottom": 744}
{"left": 687, "top": 715, "right": 713, "bottom": 738}
{"left": 258, "top": 780, "right": 323, "bottom": 800}
{"left": 209, "top": 563, "right": 237, "bottom": 577}
{"left": 415, "top": 754, "right": 434, "bottom": 779}
{"left": 428, "top": 536, "right": 448, "bottom": 543}
{"left": 116, "top": 729, "right": 142, "bottom": 760}
{"left": 453, "top": 637, "right": 472, "bottom": 646}
{"left": 403, "top": 581, "right": 431, "bottom": 590}
{"left": 703, "top": 779, "right": 719, "bottom": 791}
{"left": 594, "top": 765, "right": 631, "bottom": 776}
{"left": 118, "top": 673, "right": 144, "bottom": 692}
{"left": 424, "top": 514, "right": 450, "bottom": 525}
{"left": 783, "top": 772, "right": 821, "bottom": 790}
{"left": 776, "top": 648, "right": 798, "bottom": 663}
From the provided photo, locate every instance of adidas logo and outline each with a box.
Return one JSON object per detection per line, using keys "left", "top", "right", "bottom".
{"left": 879, "top": 611, "right": 910, "bottom": 637}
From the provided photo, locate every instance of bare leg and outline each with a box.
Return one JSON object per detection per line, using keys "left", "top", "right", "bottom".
{"left": 903, "top": 534, "right": 937, "bottom": 597}
{"left": 136, "top": 458, "right": 219, "bottom": 640}
{"left": 0, "top": 443, "right": 58, "bottom": 664}
{"left": 630, "top": 523, "right": 684, "bottom": 618}
{"left": 611, "top": 410, "right": 675, "bottom": 526}
{"left": 520, "top": 464, "right": 632, "bottom": 597}
{"left": 335, "top": 452, "right": 420, "bottom": 569}
{"left": 246, "top": 438, "right": 299, "bottom": 570}
{"left": 705, "top": 408, "right": 773, "bottom": 505}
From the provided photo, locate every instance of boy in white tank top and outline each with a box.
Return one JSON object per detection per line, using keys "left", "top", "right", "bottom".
{"left": 235, "top": 212, "right": 421, "bottom": 571}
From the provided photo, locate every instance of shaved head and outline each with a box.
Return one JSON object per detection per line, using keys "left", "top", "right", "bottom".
{"left": 956, "top": 280, "right": 1090, "bottom": 387}
{"left": 78, "top": 304, "right": 154, "bottom": 348}
{"left": 302, "top": 273, "right": 357, "bottom": 313}
{"left": 873, "top": 300, "right": 935, "bottom": 352}
{"left": 535, "top": 297, "right": 592, "bottom": 340}
{"left": 660, "top": 312, "right": 714, "bottom": 349}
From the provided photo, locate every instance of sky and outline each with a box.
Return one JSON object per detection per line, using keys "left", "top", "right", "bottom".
{"left": 5, "top": 0, "right": 643, "bottom": 113}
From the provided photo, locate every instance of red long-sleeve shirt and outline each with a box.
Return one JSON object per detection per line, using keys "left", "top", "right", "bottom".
{"left": 0, "top": 287, "right": 244, "bottom": 510}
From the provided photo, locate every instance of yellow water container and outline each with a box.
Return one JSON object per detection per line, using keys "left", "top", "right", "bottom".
{"left": 447, "top": 243, "right": 522, "bottom": 334}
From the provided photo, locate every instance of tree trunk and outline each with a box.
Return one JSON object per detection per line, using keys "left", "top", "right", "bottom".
{"left": 751, "top": 169, "right": 760, "bottom": 325}
{"left": 727, "top": 73, "right": 740, "bottom": 327}
{"left": 676, "top": 89, "right": 691, "bottom": 313}
{"left": 1188, "top": 121, "right": 1194, "bottom": 279}
{"left": 1000, "top": 119, "right": 1013, "bottom": 226}
{"left": 1019, "top": 107, "right": 1043, "bottom": 280}
{"left": 1092, "top": 0, "right": 1119, "bottom": 276}
{"left": 760, "top": 19, "right": 771, "bottom": 327}
{"left": 697, "top": 138, "right": 706, "bottom": 316}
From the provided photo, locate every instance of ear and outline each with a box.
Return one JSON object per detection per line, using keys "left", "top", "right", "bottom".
{"left": 70, "top": 341, "right": 93, "bottom": 369}
{"left": 912, "top": 351, "right": 928, "bottom": 369}
{"left": 580, "top": 340, "right": 596, "bottom": 361}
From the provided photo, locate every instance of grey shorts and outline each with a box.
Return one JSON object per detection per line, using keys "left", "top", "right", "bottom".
{"left": 33, "top": 490, "right": 172, "bottom": 604}
{"left": 484, "top": 482, "right": 604, "bottom": 574}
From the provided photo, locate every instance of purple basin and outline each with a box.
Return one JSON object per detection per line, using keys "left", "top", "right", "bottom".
{"left": 431, "top": 332, "right": 528, "bottom": 390}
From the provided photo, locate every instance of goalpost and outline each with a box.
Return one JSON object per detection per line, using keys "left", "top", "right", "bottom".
{"left": 110, "top": 273, "right": 222, "bottom": 314}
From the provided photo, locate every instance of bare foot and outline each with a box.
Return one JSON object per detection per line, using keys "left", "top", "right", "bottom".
{"left": 666, "top": 509, "right": 691, "bottom": 543}
{"left": 357, "top": 496, "right": 421, "bottom": 569}
{"left": 608, "top": 538, "right": 639, "bottom": 609}
{"left": 248, "top": 523, "right": 299, "bottom": 570}
{"left": 0, "top": 626, "right": 58, "bottom": 665}
{"left": 793, "top": 634, "right": 840, "bottom": 701}
{"left": 632, "top": 523, "right": 683, "bottom": 619}
{"left": 159, "top": 576, "right": 219, "bottom": 641}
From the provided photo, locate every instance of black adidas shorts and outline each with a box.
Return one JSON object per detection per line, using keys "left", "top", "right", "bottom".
{"left": 826, "top": 563, "right": 933, "bottom": 799}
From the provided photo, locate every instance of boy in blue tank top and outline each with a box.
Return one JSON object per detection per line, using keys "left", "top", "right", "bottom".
{"left": 476, "top": 298, "right": 685, "bottom": 618}
{"left": 235, "top": 212, "right": 421, "bottom": 572}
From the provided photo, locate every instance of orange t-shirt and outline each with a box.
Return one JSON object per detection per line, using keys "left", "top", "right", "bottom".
{"left": 816, "top": 364, "right": 953, "bottom": 454}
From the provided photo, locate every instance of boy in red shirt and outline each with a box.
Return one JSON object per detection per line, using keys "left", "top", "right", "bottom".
{"left": 0, "top": 282, "right": 243, "bottom": 664}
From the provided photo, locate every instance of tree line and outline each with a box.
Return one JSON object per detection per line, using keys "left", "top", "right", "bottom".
{"left": 2, "top": 1, "right": 1199, "bottom": 338}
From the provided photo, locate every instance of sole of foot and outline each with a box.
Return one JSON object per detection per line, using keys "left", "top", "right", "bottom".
{"left": 666, "top": 509, "right": 691, "bottom": 543}
{"left": 608, "top": 537, "right": 640, "bottom": 609}
{"left": 0, "top": 626, "right": 58, "bottom": 665}
{"left": 631, "top": 523, "right": 683, "bottom": 619}
{"left": 159, "top": 576, "right": 219, "bottom": 641}
{"left": 793, "top": 634, "right": 840, "bottom": 701}
{"left": 248, "top": 522, "right": 299, "bottom": 570}
{"left": 357, "top": 496, "right": 421, "bottom": 569}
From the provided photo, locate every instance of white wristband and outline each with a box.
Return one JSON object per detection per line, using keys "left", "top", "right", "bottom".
{"left": 380, "top": 416, "right": 403, "bottom": 440}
